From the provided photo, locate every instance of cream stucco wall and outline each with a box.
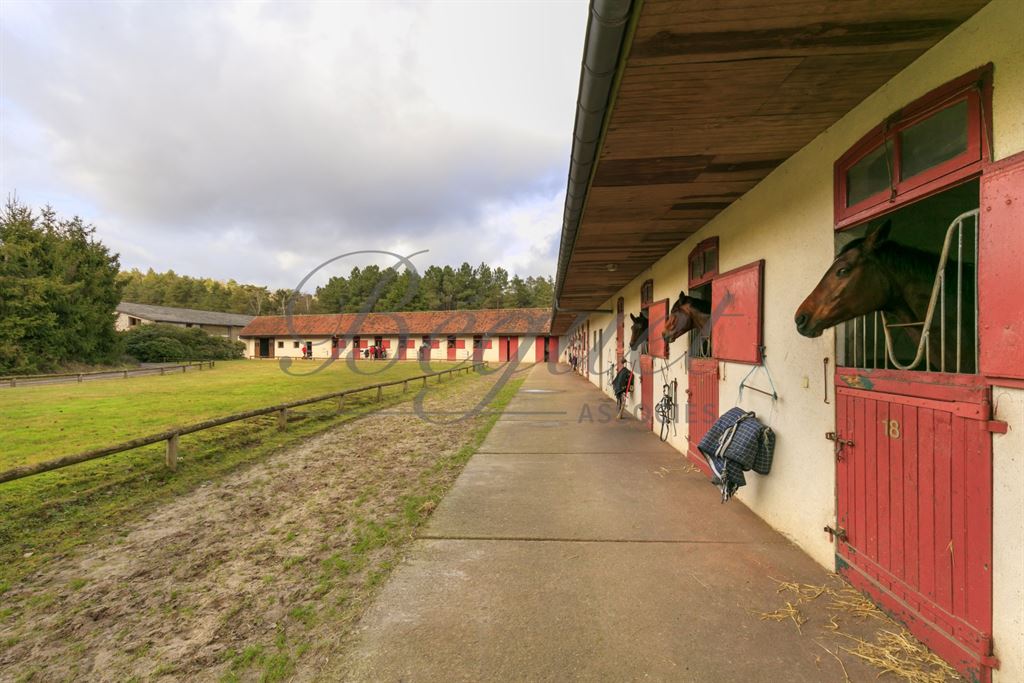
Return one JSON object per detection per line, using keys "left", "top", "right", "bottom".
{"left": 579, "top": 3, "right": 1022, "bottom": 677}
{"left": 991, "top": 387, "right": 1024, "bottom": 680}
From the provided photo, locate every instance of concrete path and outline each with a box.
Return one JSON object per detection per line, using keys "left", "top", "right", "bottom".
{"left": 342, "top": 364, "right": 888, "bottom": 682}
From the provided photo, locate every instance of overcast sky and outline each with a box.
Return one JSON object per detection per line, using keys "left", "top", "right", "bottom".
{"left": 0, "top": 1, "right": 587, "bottom": 289}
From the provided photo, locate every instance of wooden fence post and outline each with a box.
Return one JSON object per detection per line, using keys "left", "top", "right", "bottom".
{"left": 403, "top": 380, "right": 408, "bottom": 393}
{"left": 376, "top": 386, "right": 383, "bottom": 402}
{"left": 182, "top": 365, "right": 187, "bottom": 374}
{"left": 166, "top": 433, "right": 179, "bottom": 471}
{"left": 423, "top": 376, "right": 427, "bottom": 387}
{"left": 123, "top": 369, "right": 129, "bottom": 379}
{"left": 278, "top": 409, "right": 288, "bottom": 431}
{"left": 78, "top": 373, "right": 84, "bottom": 383}
{"left": 337, "top": 395, "right": 346, "bottom": 414}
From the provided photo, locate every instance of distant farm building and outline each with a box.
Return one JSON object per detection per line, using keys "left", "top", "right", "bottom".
{"left": 115, "top": 302, "right": 254, "bottom": 340}
{"left": 239, "top": 308, "right": 558, "bottom": 363}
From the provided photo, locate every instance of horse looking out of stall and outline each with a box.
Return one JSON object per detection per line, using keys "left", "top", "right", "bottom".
{"left": 663, "top": 292, "right": 712, "bottom": 344}
{"left": 628, "top": 311, "right": 648, "bottom": 351}
{"left": 794, "top": 220, "right": 974, "bottom": 373}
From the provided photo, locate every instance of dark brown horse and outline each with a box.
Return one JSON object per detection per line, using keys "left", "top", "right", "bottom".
{"left": 794, "top": 220, "right": 971, "bottom": 371}
{"left": 663, "top": 292, "right": 712, "bottom": 344}
{"left": 628, "top": 311, "right": 648, "bottom": 351}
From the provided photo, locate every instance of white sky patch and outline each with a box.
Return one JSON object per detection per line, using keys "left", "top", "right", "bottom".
{"left": 0, "top": 0, "right": 587, "bottom": 287}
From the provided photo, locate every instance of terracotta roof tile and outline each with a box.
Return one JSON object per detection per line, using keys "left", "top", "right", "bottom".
{"left": 240, "top": 308, "right": 552, "bottom": 337}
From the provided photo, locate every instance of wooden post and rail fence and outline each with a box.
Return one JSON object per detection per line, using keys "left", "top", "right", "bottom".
{"left": 0, "top": 361, "right": 217, "bottom": 387}
{"left": 0, "top": 362, "right": 487, "bottom": 485}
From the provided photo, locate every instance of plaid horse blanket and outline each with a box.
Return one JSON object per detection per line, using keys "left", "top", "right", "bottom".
{"left": 697, "top": 407, "right": 775, "bottom": 502}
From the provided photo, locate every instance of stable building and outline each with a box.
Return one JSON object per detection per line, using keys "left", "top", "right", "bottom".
{"left": 554, "top": 1, "right": 1022, "bottom": 681}
{"left": 115, "top": 302, "right": 254, "bottom": 340}
{"left": 239, "top": 308, "right": 558, "bottom": 363}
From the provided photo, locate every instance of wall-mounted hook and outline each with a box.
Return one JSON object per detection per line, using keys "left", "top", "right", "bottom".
{"left": 823, "top": 358, "right": 830, "bottom": 404}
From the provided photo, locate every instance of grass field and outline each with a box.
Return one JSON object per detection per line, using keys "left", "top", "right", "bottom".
{"left": 0, "top": 364, "right": 525, "bottom": 681}
{"left": 0, "top": 358, "right": 473, "bottom": 590}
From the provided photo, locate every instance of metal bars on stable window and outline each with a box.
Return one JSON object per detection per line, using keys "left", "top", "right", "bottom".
{"left": 840, "top": 210, "right": 979, "bottom": 374}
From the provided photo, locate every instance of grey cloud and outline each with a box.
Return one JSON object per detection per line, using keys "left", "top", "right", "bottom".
{"left": 1, "top": 1, "right": 585, "bottom": 282}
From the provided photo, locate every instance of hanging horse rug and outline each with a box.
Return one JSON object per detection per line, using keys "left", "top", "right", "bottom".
{"left": 698, "top": 407, "right": 775, "bottom": 502}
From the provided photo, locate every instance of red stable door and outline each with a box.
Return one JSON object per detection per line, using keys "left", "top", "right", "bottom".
{"left": 686, "top": 358, "right": 718, "bottom": 473}
{"left": 447, "top": 338, "right": 458, "bottom": 361}
{"left": 833, "top": 373, "right": 997, "bottom": 682}
{"left": 398, "top": 338, "right": 415, "bottom": 360}
{"left": 639, "top": 355, "right": 653, "bottom": 430}
{"left": 498, "top": 336, "right": 518, "bottom": 362}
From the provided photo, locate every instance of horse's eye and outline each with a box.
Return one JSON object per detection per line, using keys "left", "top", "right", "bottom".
{"left": 836, "top": 267, "right": 850, "bottom": 277}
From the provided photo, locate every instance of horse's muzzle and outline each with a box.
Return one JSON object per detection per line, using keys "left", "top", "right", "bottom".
{"left": 794, "top": 313, "right": 822, "bottom": 338}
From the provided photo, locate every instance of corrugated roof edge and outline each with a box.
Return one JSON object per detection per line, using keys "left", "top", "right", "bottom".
{"left": 552, "top": 0, "right": 636, "bottom": 321}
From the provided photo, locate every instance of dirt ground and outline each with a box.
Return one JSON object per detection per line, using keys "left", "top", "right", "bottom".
{"left": 0, "top": 366, "right": 522, "bottom": 682}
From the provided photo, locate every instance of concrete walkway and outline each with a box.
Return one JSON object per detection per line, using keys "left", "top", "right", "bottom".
{"left": 342, "top": 364, "right": 888, "bottom": 682}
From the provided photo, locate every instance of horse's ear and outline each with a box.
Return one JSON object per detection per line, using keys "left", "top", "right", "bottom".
{"left": 864, "top": 220, "right": 892, "bottom": 252}
{"left": 678, "top": 291, "right": 687, "bottom": 303}
{"left": 630, "top": 313, "right": 638, "bottom": 322}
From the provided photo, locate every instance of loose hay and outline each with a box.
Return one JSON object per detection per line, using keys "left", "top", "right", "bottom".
{"left": 815, "top": 641, "right": 851, "bottom": 683}
{"left": 838, "top": 630, "right": 961, "bottom": 682}
{"left": 758, "top": 600, "right": 808, "bottom": 634}
{"left": 764, "top": 577, "right": 962, "bottom": 682}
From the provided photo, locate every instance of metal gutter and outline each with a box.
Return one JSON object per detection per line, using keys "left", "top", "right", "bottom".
{"left": 552, "top": 0, "right": 639, "bottom": 323}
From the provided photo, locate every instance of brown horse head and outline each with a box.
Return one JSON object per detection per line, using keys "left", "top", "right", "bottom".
{"left": 663, "top": 291, "right": 712, "bottom": 344}
{"left": 628, "top": 311, "right": 648, "bottom": 350}
{"left": 794, "top": 221, "right": 896, "bottom": 337}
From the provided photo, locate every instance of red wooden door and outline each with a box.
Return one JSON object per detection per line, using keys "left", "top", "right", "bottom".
{"left": 640, "top": 355, "right": 654, "bottom": 430}
{"left": 535, "top": 336, "right": 545, "bottom": 362}
{"left": 686, "top": 357, "right": 718, "bottom": 473}
{"left": 498, "top": 336, "right": 508, "bottom": 362}
{"left": 834, "top": 378, "right": 995, "bottom": 682}
{"left": 509, "top": 336, "right": 518, "bottom": 362}
{"left": 548, "top": 336, "right": 558, "bottom": 362}
{"left": 616, "top": 298, "right": 624, "bottom": 365}
{"left": 447, "top": 340, "right": 457, "bottom": 361}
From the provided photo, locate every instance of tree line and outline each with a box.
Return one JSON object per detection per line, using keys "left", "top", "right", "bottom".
{"left": 0, "top": 199, "right": 554, "bottom": 373}
{"left": 1, "top": 201, "right": 123, "bottom": 374}
{"left": 119, "top": 263, "right": 554, "bottom": 315}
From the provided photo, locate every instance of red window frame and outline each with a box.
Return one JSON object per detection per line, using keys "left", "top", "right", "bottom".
{"left": 688, "top": 237, "right": 719, "bottom": 288}
{"left": 835, "top": 65, "right": 992, "bottom": 230}
{"left": 640, "top": 279, "right": 654, "bottom": 307}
